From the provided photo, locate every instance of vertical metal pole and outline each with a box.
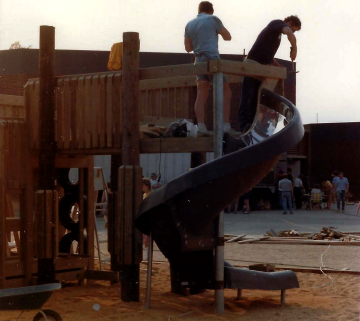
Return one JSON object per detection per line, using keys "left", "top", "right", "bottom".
{"left": 213, "top": 72, "right": 224, "bottom": 314}
{"left": 145, "top": 232, "right": 153, "bottom": 309}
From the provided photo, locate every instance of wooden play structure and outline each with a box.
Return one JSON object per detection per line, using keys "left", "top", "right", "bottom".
{"left": 0, "top": 26, "right": 288, "bottom": 311}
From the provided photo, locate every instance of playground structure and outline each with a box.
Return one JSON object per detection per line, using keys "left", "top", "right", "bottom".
{"left": 0, "top": 26, "right": 303, "bottom": 313}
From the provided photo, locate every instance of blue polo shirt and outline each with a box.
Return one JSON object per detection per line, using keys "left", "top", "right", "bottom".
{"left": 184, "top": 13, "right": 224, "bottom": 59}
{"left": 335, "top": 177, "right": 349, "bottom": 192}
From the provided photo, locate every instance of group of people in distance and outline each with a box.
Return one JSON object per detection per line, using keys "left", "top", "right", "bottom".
{"left": 277, "top": 169, "right": 351, "bottom": 214}
{"left": 184, "top": 1, "right": 301, "bottom": 135}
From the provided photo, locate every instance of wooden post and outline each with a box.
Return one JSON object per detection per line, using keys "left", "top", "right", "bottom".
{"left": 213, "top": 72, "right": 224, "bottom": 314}
{"left": 39, "top": 25, "right": 56, "bottom": 190}
{"left": 119, "top": 32, "right": 141, "bottom": 302}
{"left": 37, "top": 25, "right": 57, "bottom": 284}
{"left": 0, "top": 122, "right": 6, "bottom": 288}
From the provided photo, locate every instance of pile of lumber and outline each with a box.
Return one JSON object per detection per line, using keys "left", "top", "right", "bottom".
{"left": 224, "top": 228, "right": 360, "bottom": 246}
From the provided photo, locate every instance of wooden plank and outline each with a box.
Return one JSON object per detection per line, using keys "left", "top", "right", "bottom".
{"left": 226, "top": 234, "right": 246, "bottom": 243}
{"left": 12, "top": 121, "right": 20, "bottom": 189}
{"left": 113, "top": 73, "right": 122, "bottom": 147}
{"left": 84, "top": 76, "right": 92, "bottom": 148}
{"left": 123, "top": 166, "right": 133, "bottom": 265}
{"left": 169, "top": 88, "right": 176, "bottom": 118}
{"left": 140, "top": 137, "right": 214, "bottom": 153}
{"left": 55, "top": 269, "right": 86, "bottom": 283}
{"left": 106, "top": 74, "right": 113, "bottom": 148}
{"left": 86, "top": 159, "right": 95, "bottom": 270}
{"left": 77, "top": 76, "right": 86, "bottom": 149}
{"left": 24, "top": 80, "right": 35, "bottom": 149}
{"left": 116, "top": 167, "right": 125, "bottom": 259}
{"left": 55, "top": 255, "right": 89, "bottom": 270}
{"left": 208, "top": 59, "right": 287, "bottom": 80}
{"left": 237, "top": 237, "right": 270, "bottom": 244}
{"left": 23, "top": 129, "right": 34, "bottom": 285}
{"left": 63, "top": 78, "right": 71, "bottom": 149}
{"left": 0, "top": 94, "right": 25, "bottom": 107}
{"left": 6, "top": 120, "right": 13, "bottom": 189}
{"left": 5, "top": 194, "right": 21, "bottom": 257}
{"left": 139, "top": 62, "right": 208, "bottom": 80}
{"left": 78, "top": 169, "right": 85, "bottom": 255}
{"left": 140, "top": 76, "right": 196, "bottom": 90}
{"left": 99, "top": 75, "right": 107, "bottom": 148}
{"left": 86, "top": 270, "right": 118, "bottom": 282}
{"left": 70, "top": 77, "right": 78, "bottom": 149}
{"left": 257, "top": 240, "right": 360, "bottom": 246}
{"left": 176, "top": 87, "right": 183, "bottom": 118}
{"left": 91, "top": 75, "right": 100, "bottom": 148}
{"left": 55, "top": 79, "right": 64, "bottom": 149}
{"left": 161, "top": 88, "right": 169, "bottom": 118}
{"left": 133, "top": 166, "right": 143, "bottom": 265}
{"left": 0, "top": 122, "right": 6, "bottom": 287}
{"left": 154, "top": 89, "right": 161, "bottom": 117}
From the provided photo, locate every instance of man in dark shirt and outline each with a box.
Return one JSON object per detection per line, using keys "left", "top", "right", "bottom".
{"left": 238, "top": 16, "right": 301, "bottom": 133}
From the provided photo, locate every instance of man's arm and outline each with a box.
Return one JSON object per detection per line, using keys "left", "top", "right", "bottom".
{"left": 184, "top": 37, "right": 193, "bottom": 53}
{"left": 218, "top": 27, "right": 231, "bottom": 41}
{"left": 282, "top": 26, "right": 297, "bottom": 60}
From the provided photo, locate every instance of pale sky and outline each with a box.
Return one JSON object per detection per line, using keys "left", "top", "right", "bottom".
{"left": 0, "top": 0, "right": 359, "bottom": 125}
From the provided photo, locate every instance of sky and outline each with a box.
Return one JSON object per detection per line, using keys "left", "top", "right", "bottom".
{"left": 0, "top": 0, "right": 359, "bottom": 125}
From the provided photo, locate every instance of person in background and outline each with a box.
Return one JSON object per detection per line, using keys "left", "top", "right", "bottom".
{"left": 331, "top": 171, "right": 339, "bottom": 209}
{"left": 150, "top": 173, "right": 162, "bottom": 190}
{"left": 279, "top": 174, "right": 293, "bottom": 214}
{"left": 142, "top": 178, "right": 152, "bottom": 260}
{"left": 227, "top": 197, "right": 240, "bottom": 214}
{"left": 243, "top": 189, "right": 252, "bottom": 214}
{"left": 335, "top": 171, "right": 349, "bottom": 213}
{"left": 275, "top": 169, "right": 284, "bottom": 209}
{"left": 321, "top": 177, "right": 333, "bottom": 209}
{"left": 356, "top": 201, "right": 360, "bottom": 215}
{"left": 293, "top": 174, "right": 304, "bottom": 210}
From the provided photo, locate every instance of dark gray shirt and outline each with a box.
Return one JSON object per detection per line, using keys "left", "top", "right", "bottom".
{"left": 279, "top": 178, "right": 293, "bottom": 192}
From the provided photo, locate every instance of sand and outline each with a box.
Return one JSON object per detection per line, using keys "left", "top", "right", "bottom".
{"left": 1, "top": 243, "right": 360, "bottom": 321}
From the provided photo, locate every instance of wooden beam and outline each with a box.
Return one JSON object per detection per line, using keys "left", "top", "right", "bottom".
{"left": 140, "top": 137, "right": 214, "bottom": 153}
{"left": 208, "top": 59, "right": 287, "bottom": 80}
{"left": 0, "top": 122, "right": 5, "bottom": 288}
{"left": 139, "top": 62, "right": 208, "bottom": 80}
{"left": 0, "top": 94, "right": 25, "bottom": 107}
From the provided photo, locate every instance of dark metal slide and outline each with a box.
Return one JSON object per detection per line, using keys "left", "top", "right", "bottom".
{"left": 135, "top": 88, "right": 304, "bottom": 294}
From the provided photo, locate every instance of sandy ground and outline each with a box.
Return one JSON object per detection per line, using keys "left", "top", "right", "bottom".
{"left": 1, "top": 243, "right": 360, "bottom": 321}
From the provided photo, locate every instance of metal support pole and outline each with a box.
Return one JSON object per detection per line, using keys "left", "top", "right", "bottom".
{"left": 213, "top": 72, "right": 224, "bottom": 314}
{"left": 145, "top": 232, "right": 153, "bottom": 309}
{"left": 281, "top": 289, "right": 286, "bottom": 305}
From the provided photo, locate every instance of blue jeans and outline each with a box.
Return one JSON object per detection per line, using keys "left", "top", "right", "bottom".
{"left": 282, "top": 192, "right": 293, "bottom": 213}
{"left": 238, "top": 75, "right": 262, "bottom": 132}
{"left": 337, "top": 190, "right": 346, "bottom": 210}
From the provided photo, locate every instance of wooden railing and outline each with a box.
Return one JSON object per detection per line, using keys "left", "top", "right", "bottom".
{"left": 24, "top": 60, "right": 286, "bottom": 154}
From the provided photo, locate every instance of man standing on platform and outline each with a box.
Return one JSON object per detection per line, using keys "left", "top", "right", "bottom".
{"left": 184, "top": 1, "right": 237, "bottom": 136}
{"left": 238, "top": 16, "right": 301, "bottom": 133}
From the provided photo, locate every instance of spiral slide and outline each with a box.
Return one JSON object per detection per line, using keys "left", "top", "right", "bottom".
{"left": 135, "top": 88, "right": 304, "bottom": 295}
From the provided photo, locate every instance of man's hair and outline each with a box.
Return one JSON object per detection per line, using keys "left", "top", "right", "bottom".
{"left": 287, "top": 168, "right": 292, "bottom": 173}
{"left": 198, "top": 1, "right": 214, "bottom": 14}
{"left": 332, "top": 171, "right": 339, "bottom": 176}
{"left": 314, "top": 184, "right": 320, "bottom": 189}
{"left": 284, "top": 15, "right": 301, "bottom": 30}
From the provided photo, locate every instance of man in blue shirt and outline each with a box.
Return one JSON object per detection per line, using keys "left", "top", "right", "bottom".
{"left": 335, "top": 171, "right": 349, "bottom": 212}
{"left": 184, "top": 1, "right": 235, "bottom": 135}
{"left": 238, "top": 16, "right": 301, "bottom": 133}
